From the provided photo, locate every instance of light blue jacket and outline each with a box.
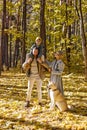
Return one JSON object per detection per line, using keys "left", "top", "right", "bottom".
{"left": 48, "top": 59, "right": 65, "bottom": 95}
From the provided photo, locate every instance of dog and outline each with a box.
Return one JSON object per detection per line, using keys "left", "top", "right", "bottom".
{"left": 47, "top": 82, "right": 68, "bottom": 112}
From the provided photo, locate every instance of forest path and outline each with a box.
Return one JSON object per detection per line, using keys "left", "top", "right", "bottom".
{"left": 0, "top": 70, "right": 87, "bottom": 130}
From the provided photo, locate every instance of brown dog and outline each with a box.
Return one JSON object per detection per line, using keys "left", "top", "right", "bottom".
{"left": 48, "top": 82, "right": 68, "bottom": 112}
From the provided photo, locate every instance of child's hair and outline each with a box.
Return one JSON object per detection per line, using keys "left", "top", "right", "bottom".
{"left": 35, "top": 36, "right": 42, "bottom": 42}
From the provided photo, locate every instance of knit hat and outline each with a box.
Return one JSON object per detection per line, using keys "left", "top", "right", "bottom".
{"left": 35, "top": 37, "right": 42, "bottom": 42}
{"left": 55, "top": 50, "right": 63, "bottom": 55}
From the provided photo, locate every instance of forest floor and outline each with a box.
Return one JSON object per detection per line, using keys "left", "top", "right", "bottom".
{"left": 0, "top": 69, "right": 87, "bottom": 130}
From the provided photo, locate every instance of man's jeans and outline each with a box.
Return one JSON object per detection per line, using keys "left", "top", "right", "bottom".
{"left": 26, "top": 77, "right": 42, "bottom": 102}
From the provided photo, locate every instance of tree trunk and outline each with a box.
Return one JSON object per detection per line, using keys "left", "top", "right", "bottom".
{"left": 4, "top": 16, "right": 9, "bottom": 69}
{"left": 1, "top": 0, "right": 9, "bottom": 70}
{"left": 61, "top": 0, "right": 71, "bottom": 73}
{"left": 1, "top": 0, "right": 6, "bottom": 68}
{"left": 14, "top": 7, "right": 21, "bottom": 67}
{"left": 0, "top": 34, "right": 2, "bottom": 75}
{"left": 66, "top": 25, "right": 71, "bottom": 73}
{"left": 9, "top": 34, "right": 12, "bottom": 67}
{"left": 40, "top": 0, "right": 46, "bottom": 57}
{"left": 0, "top": 1, "right": 3, "bottom": 74}
{"left": 21, "top": 0, "right": 26, "bottom": 68}
{"left": 78, "top": 0, "right": 87, "bottom": 80}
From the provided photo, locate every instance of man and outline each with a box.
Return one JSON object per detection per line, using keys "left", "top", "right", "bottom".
{"left": 49, "top": 50, "right": 65, "bottom": 95}
{"left": 24, "top": 47, "right": 50, "bottom": 107}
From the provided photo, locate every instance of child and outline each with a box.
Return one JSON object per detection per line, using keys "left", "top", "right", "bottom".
{"left": 27, "top": 36, "right": 45, "bottom": 63}
{"left": 22, "top": 37, "right": 45, "bottom": 71}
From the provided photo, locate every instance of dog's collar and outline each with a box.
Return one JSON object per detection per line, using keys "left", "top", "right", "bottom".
{"left": 52, "top": 89, "right": 58, "bottom": 91}
{"left": 48, "top": 88, "right": 58, "bottom": 91}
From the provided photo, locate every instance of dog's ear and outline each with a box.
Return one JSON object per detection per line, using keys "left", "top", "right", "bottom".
{"left": 47, "top": 81, "right": 51, "bottom": 88}
{"left": 49, "top": 81, "right": 53, "bottom": 85}
{"left": 49, "top": 82, "right": 56, "bottom": 87}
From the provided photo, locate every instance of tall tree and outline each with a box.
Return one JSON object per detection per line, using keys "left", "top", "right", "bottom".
{"left": 1, "top": 0, "right": 9, "bottom": 69}
{"left": 21, "top": 0, "right": 27, "bottom": 66}
{"left": 0, "top": 1, "right": 2, "bottom": 74}
{"left": 13, "top": 3, "right": 21, "bottom": 67}
{"left": 60, "top": 0, "right": 71, "bottom": 73}
{"left": 40, "top": 0, "right": 46, "bottom": 57}
{"left": 66, "top": 0, "right": 72, "bottom": 73}
{"left": 0, "top": 34, "right": 1, "bottom": 75}
{"left": 1, "top": 0, "right": 6, "bottom": 68}
{"left": 4, "top": 15, "right": 9, "bottom": 69}
{"left": 78, "top": 0, "right": 87, "bottom": 80}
